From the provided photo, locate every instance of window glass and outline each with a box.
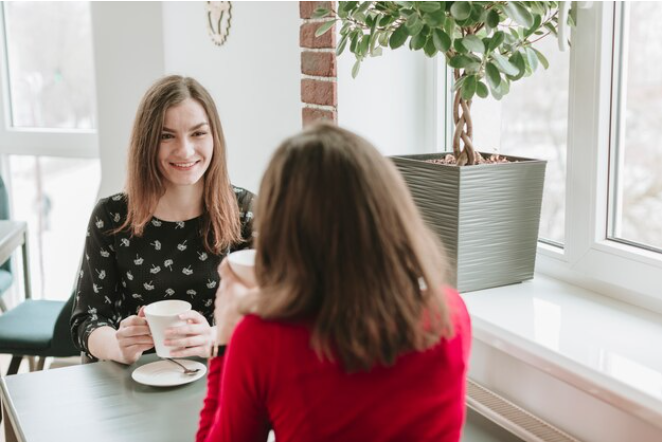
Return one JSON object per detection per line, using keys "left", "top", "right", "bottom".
{"left": 610, "top": 2, "right": 662, "bottom": 252}
{"left": 8, "top": 156, "right": 100, "bottom": 300}
{"left": 3, "top": 1, "right": 95, "bottom": 129}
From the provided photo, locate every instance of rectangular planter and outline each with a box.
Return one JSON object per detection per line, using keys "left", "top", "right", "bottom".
{"left": 391, "top": 153, "right": 546, "bottom": 293}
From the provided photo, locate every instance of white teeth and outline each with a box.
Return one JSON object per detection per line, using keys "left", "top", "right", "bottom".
{"left": 172, "top": 162, "right": 196, "bottom": 168}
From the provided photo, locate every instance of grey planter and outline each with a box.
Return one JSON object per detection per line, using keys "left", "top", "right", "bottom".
{"left": 391, "top": 153, "right": 546, "bottom": 293}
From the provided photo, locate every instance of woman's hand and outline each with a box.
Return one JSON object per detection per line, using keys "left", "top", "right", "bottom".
{"left": 215, "top": 258, "right": 258, "bottom": 346}
{"left": 164, "top": 311, "right": 216, "bottom": 358}
{"left": 115, "top": 311, "right": 154, "bottom": 365}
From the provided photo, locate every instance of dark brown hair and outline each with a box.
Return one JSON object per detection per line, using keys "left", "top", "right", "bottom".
{"left": 253, "top": 123, "right": 452, "bottom": 372}
{"left": 118, "top": 75, "right": 241, "bottom": 253}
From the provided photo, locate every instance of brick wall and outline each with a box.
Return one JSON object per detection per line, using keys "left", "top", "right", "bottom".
{"left": 299, "top": 1, "right": 337, "bottom": 126}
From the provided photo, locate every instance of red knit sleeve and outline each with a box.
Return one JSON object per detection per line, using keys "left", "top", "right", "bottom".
{"left": 196, "top": 356, "right": 224, "bottom": 441}
{"left": 198, "top": 316, "right": 271, "bottom": 442}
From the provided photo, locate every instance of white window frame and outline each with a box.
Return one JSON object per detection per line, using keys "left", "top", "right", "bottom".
{"left": 533, "top": 2, "right": 662, "bottom": 312}
{"left": 435, "top": 2, "right": 662, "bottom": 312}
{"left": 0, "top": 3, "right": 98, "bottom": 159}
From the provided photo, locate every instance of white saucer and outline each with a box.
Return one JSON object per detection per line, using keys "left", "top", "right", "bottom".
{"left": 131, "top": 359, "right": 207, "bottom": 387}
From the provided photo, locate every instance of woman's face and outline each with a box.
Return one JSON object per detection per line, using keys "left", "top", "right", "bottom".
{"left": 158, "top": 98, "right": 214, "bottom": 189}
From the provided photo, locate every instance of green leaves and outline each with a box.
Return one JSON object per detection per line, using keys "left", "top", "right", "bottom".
{"left": 461, "top": 35, "right": 485, "bottom": 53}
{"left": 450, "top": 1, "right": 471, "bottom": 20}
{"left": 532, "top": 47, "right": 550, "bottom": 69}
{"left": 448, "top": 55, "right": 475, "bottom": 69}
{"left": 503, "top": 2, "right": 534, "bottom": 28}
{"left": 312, "top": 8, "right": 331, "bottom": 19}
{"left": 461, "top": 75, "right": 477, "bottom": 100}
{"left": 491, "top": 53, "right": 520, "bottom": 76}
{"left": 432, "top": 29, "right": 451, "bottom": 52}
{"left": 390, "top": 24, "right": 409, "bottom": 49}
{"left": 331, "top": 0, "right": 564, "bottom": 96}
{"left": 476, "top": 81, "right": 489, "bottom": 98}
{"left": 417, "top": 2, "right": 441, "bottom": 13}
{"left": 315, "top": 20, "right": 336, "bottom": 37}
{"left": 410, "top": 29, "right": 427, "bottom": 50}
{"left": 487, "top": 31, "right": 505, "bottom": 52}
{"left": 486, "top": 9, "right": 500, "bottom": 29}
{"left": 406, "top": 15, "right": 424, "bottom": 36}
{"left": 351, "top": 59, "right": 361, "bottom": 78}
{"left": 424, "top": 37, "right": 437, "bottom": 57}
{"left": 485, "top": 62, "right": 501, "bottom": 89}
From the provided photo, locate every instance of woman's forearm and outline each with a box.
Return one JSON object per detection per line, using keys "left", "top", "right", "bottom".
{"left": 88, "top": 326, "right": 125, "bottom": 364}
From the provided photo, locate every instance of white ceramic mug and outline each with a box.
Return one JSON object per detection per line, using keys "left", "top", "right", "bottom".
{"left": 144, "top": 299, "right": 192, "bottom": 358}
{"left": 227, "top": 249, "right": 257, "bottom": 287}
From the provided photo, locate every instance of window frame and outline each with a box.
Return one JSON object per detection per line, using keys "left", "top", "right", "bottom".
{"left": 436, "top": 2, "right": 662, "bottom": 311}
{"left": 536, "top": 2, "right": 662, "bottom": 311}
{"left": 0, "top": 3, "right": 98, "bottom": 159}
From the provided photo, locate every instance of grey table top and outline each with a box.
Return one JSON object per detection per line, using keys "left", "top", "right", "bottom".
{"left": 0, "top": 354, "right": 208, "bottom": 442}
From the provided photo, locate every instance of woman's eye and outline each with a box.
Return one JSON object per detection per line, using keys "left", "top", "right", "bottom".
{"left": 193, "top": 131, "right": 207, "bottom": 137}
{"left": 161, "top": 133, "right": 174, "bottom": 140}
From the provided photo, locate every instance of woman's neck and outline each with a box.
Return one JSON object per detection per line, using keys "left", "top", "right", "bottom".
{"left": 153, "top": 182, "right": 204, "bottom": 222}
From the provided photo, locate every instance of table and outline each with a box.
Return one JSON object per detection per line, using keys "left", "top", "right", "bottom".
{"left": 0, "top": 355, "right": 207, "bottom": 441}
{"left": 0, "top": 221, "right": 31, "bottom": 310}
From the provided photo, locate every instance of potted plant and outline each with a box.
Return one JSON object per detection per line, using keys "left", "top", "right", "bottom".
{"left": 315, "top": 1, "right": 569, "bottom": 292}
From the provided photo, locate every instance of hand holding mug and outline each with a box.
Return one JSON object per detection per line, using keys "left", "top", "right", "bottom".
{"left": 164, "top": 310, "right": 216, "bottom": 358}
{"left": 115, "top": 308, "right": 154, "bottom": 365}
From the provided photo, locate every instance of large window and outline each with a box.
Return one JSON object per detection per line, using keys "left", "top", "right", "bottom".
{"left": 0, "top": 2, "right": 100, "bottom": 302}
{"left": 439, "top": 2, "right": 662, "bottom": 310}
{"left": 609, "top": 2, "right": 662, "bottom": 253}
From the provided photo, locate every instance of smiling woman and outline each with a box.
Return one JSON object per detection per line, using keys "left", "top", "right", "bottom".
{"left": 70, "top": 75, "right": 256, "bottom": 365}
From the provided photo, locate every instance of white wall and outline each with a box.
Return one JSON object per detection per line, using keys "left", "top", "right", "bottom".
{"left": 337, "top": 45, "right": 438, "bottom": 156}
{"left": 91, "top": 2, "right": 165, "bottom": 198}
{"left": 162, "top": 1, "right": 301, "bottom": 193}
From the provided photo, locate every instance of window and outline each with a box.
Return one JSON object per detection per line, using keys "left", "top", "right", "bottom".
{"left": 438, "top": 2, "right": 662, "bottom": 310}
{"left": 0, "top": 2, "right": 100, "bottom": 302}
{"left": 608, "top": 2, "right": 662, "bottom": 253}
{"left": 3, "top": 1, "right": 96, "bottom": 130}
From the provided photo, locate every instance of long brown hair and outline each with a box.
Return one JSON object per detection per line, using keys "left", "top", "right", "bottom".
{"left": 118, "top": 75, "right": 241, "bottom": 253}
{"left": 253, "top": 123, "right": 453, "bottom": 372}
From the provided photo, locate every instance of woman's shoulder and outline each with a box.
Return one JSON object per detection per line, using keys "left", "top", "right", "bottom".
{"left": 233, "top": 314, "right": 307, "bottom": 343}
{"left": 231, "top": 185, "right": 255, "bottom": 208}
{"left": 92, "top": 193, "right": 128, "bottom": 224}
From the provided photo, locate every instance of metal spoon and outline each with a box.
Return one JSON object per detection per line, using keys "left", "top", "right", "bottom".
{"left": 165, "top": 358, "right": 201, "bottom": 375}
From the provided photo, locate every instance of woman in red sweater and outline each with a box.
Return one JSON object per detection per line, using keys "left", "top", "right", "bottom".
{"left": 196, "top": 124, "right": 471, "bottom": 442}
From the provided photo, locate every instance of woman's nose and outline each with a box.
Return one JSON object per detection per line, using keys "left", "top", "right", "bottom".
{"left": 174, "top": 137, "right": 195, "bottom": 157}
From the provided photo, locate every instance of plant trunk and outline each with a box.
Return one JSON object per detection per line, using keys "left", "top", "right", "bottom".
{"left": 452, "top": 69, "right": 478, "bottom": 166}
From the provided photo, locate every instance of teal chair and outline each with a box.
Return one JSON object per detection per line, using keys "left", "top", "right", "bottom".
{"left": 0, "top": 175, "right": 78, "bottom": 375}
{"left": 0, "top": 292, "right": 78, "bottom": 374}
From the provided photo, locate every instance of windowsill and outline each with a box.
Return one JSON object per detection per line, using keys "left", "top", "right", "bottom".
{"left": 462, "top": 275, "right": 662, "bottom": 431}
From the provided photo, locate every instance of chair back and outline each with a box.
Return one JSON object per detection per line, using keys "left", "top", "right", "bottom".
{"left": 50, "top": 292, "right": 79, "bottom": 357}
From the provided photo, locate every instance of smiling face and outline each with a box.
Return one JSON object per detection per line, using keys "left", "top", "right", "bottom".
{"left": 157, "top": 98, "right": 214, "bottom": 190}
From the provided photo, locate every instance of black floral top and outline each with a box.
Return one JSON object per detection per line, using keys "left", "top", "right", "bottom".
{"left": 71, "top": 187, "right": 255, "bottom": 358}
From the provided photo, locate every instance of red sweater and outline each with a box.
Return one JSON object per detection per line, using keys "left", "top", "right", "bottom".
{"left": 197, "top": 288, "right": 471, "bottom": 442}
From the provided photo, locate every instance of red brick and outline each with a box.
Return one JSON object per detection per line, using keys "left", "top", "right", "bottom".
{"left": 300, "top": 22, "right": 336, "bottom": 49}
{"left": 302, "top": 107, "right": 337, "bottom": 126}
{"left": 301, "top": 51, "right": 337, "bottom": 77}
{"left": 300, "top": 1, "right": 334, "bottom": 19}
{"left": 301, "top": 79, "right": 337, "bottom": 106}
